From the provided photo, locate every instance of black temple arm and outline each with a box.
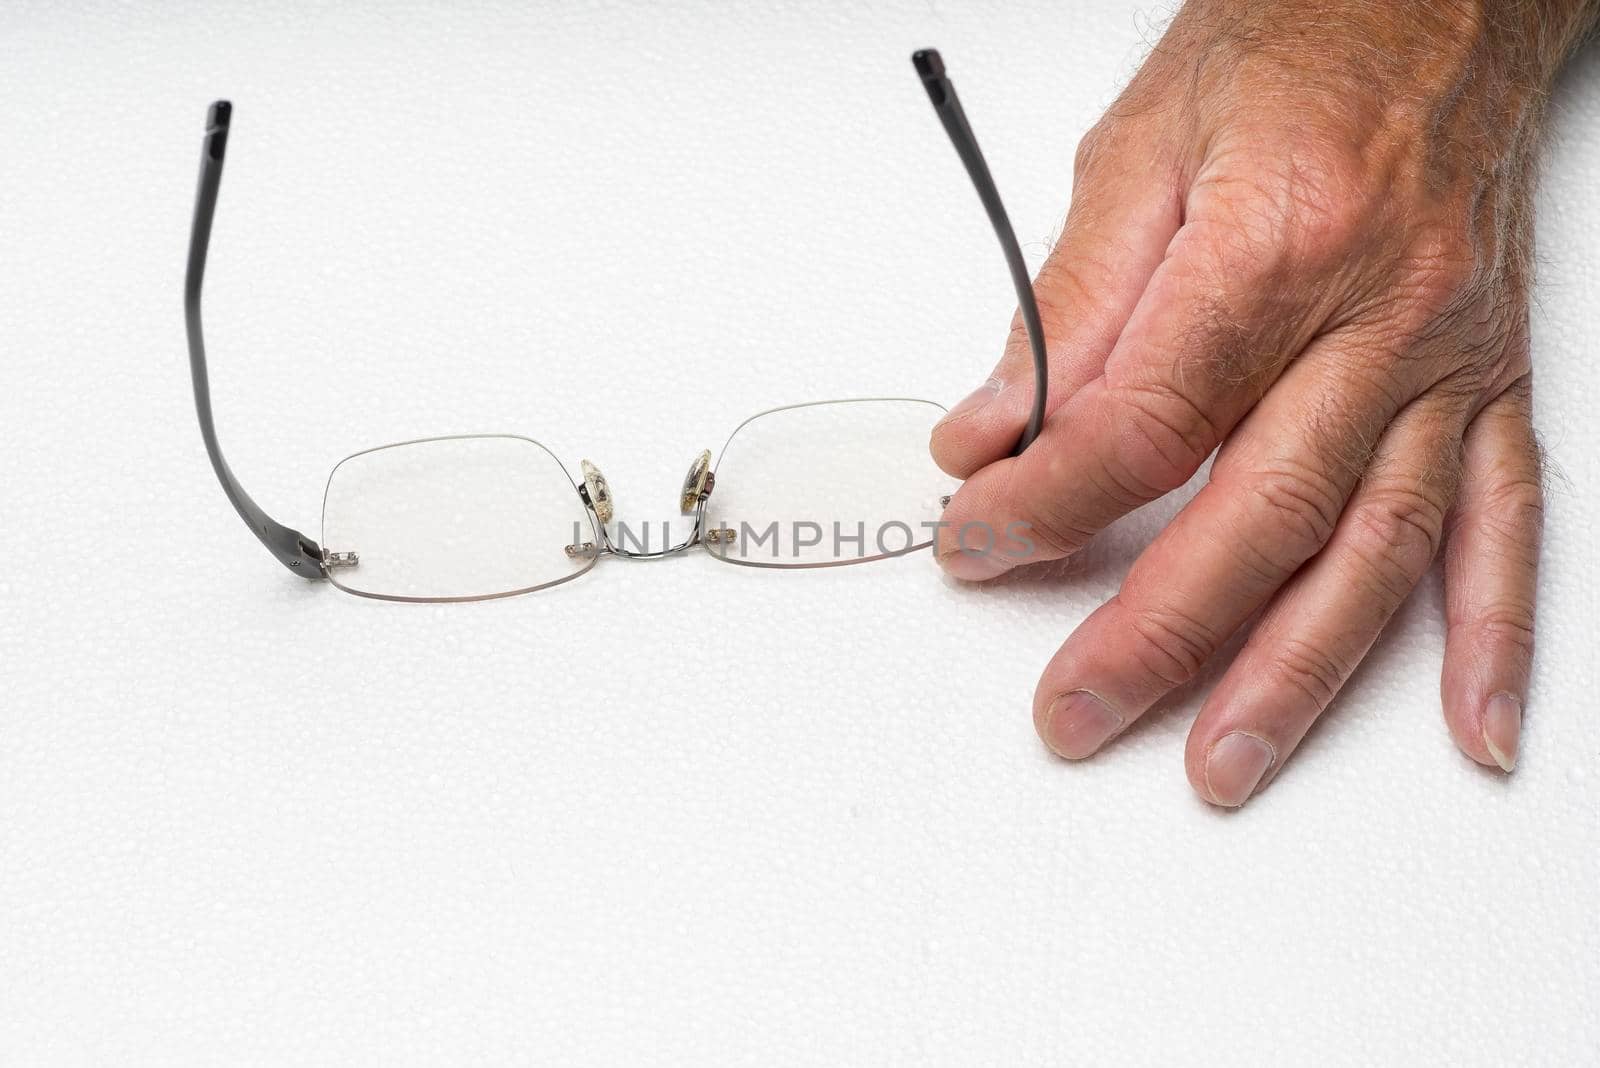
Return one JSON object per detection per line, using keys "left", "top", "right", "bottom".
{"left": 912, "top": 49, "right": 1048, "bottom": 455}
{"left": 185, "top": 100, "right": 325, "bottom": 578}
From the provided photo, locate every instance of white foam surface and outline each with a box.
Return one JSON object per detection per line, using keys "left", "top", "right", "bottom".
{"left": 2, "top": 3, "right": 1597, "bottom": 1062}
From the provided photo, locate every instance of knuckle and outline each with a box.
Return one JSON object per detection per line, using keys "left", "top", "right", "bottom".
{"left": 1273, "top": 162, "right": 1368, "bottom": 267}
{"left": 1031, "top": 256, "right": 1104, "bottom": 344}
{"left": 1344, "top": 483, "right": 1450, "bottom": 601}
{"left": 1019, "top": 502, "right": 1095, "bottom": 560}
{"left": 1003, "top": 311, "right": 1042, "bottom": 364}
{"left": 1271, "top": 635, "right": 1352, "bottom": 710}
{"left": 1467, "top": 603, "right": 1537, "bottom": 658}
{"left": 1172, "top": 215, "right": 1272, "bottom": 291}
{"left": 1104, "top": 381, "right": 1221, "bottom": 498}
{"left": 1445, "top": 468, "right": 1543, "bottom": 570}
{"left": 1500, "top": 372, "right": 1535, "bottom": 406}
{"left": 1409, "top": 225, "right": 1482, "bottom": 294}
{"left": 1235, "top": 462, "right": 1346, "bottom": 566}
{"left": 1477, "top": 473, "right": 1545, "bottom": 540}
{"left": 1126, "top": 601, "right": 1219, "bottom": 688}
{"left": 1485, "top": 331, "right": 1534, "bottom": 396}
{"left": 1391, "top": 226, "right": 1487, "bottom": 327}
{"left": 1192, "top": 140, "right": 1372, "bottom": 274}
{"left": 1009, "top": 463, "right": 1101, "bottom": 560}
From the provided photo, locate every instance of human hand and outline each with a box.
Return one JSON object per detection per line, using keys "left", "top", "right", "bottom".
{"left": 932, "top": 0, "right": 1598, "bottom": 805}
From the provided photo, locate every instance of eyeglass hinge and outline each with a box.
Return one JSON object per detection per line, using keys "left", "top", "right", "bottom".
{"left": 322, "top": 550, "right": 360, "bottom": 568}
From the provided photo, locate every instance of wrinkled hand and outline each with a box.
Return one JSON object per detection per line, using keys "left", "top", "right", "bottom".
{"left": 933, "top": 0, "right": 1598, "bottom": 805}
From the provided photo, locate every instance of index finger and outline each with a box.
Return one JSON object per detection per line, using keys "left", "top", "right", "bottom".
{"left": 936, "top": 220, "right": 1335, "bottom": 580}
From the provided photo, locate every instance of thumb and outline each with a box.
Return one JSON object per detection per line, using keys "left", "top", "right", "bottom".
{"left": 930, "top": 126, "right": 1180, "bottom": 477}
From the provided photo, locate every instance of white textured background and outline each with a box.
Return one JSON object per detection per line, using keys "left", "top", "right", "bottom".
{"left": 2, "top": 3, "right": 1597, "bottom": 1063}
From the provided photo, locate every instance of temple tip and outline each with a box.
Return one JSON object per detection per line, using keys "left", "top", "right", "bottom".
{"left": 912, "top": 49, "right": 950, "bottom": 106}
{"left": 204, "top": 100, "right": 231, "bottom": 161}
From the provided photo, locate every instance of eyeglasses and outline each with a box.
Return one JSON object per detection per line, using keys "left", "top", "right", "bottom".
{"left": 185, "top": 49, "right": 1049, "bottom": 603}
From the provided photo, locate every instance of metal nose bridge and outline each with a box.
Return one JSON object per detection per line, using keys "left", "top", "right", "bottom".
{"left": 565, "top": 451, "right": 734, "bottom": 561}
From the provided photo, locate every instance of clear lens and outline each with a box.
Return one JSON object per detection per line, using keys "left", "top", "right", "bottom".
{"left": 705, "top": 399, "right": 958, "bottom": 568}
{"left": 320, "top": 435, "right": 596, "bottom": 601}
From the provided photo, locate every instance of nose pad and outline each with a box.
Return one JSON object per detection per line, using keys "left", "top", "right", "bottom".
{"left": 579, "top": 460, "right": 614, "bottom": 524}
{"left": 679, "top": 449, "right": 713, "bottom": 514}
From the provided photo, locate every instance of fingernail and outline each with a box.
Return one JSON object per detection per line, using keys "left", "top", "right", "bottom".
{"left": 1204, "top": 732, "right": 1276, "bottom": 807}
{"left": 1042, "top": 690, "right": 1124, "bottom": 759}
{"left": 1482, "top": 692, "right": 1522, "bottom": 772}
{"left": 938, "top": 378, "right": 1002, "bottom": 424}
{"left": 936, "top": 544, "right": 1010, "bottom": 582}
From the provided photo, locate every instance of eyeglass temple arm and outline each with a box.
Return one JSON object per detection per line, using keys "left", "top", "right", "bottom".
{"left": 913, "top": 49, "right": 1048, "bottom": 455}
{"left": 186, "top": 101, "right": 325, "bottom": 578}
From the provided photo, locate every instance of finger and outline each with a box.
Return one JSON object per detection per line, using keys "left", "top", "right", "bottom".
{"left": 1030, "top": 334, "right": 1400, "bottom": 759}
{"left": 1180, "top": 392, "right": 1469, "bottom": 807}
{"left": 936, "top": 215, "right": 1341, "bottom": 581}
{"left": 1441, "top": 377, "right": 1541, "bottom": 772}
{"left": 929, "top": 124, "right": 1182, "bottom": 478}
